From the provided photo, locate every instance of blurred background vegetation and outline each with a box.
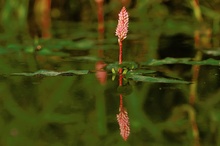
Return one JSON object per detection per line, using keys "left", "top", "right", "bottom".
{"left": 0, "top": 0, "right": 220, "bottom": 146}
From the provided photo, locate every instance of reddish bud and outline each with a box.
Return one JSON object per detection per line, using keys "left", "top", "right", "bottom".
{"left": 115, "top": 7, "right": 129, "bottom": 41}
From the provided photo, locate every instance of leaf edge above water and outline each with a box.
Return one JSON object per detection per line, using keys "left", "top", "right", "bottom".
{"left": 11, "top": 70, "right": 89, "bottom": 77}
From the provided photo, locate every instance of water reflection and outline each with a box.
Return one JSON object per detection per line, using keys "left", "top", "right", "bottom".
{"left": 1, "top": 49, "right": 220, "bottom": 145}
{"left": 0, "top": 7, "right": 220, "bottom": 146}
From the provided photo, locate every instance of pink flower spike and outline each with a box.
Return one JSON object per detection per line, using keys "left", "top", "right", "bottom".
{"left": 116, "top": 7, "right": 129, "bottom": 41}
{"left": 117, "top": 107, "right": 130, "bottom": 141}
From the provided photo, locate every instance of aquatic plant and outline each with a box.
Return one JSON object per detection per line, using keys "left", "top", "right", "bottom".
{"left": 116, "top": 6, "right": 129, "bottom": 69}
{"left": 115, "top": 6, "right": 130, "bottom": 141}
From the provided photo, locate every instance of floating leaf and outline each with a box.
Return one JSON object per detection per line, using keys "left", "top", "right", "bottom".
{"left": 70, "top": 56, "right": 99, "bottom": 62}
{"left": 202, "top": 49, "right": 220, "bottom": 56}
{"left": 37, "top": 49, "right": 69, "bottom": 56}
{"left": 127, "top": 74, "right": 189, "bottom": 84}
{"left": 37, "top": 38, "right": 95, "bottom": 50}
{"left": 189, "top": 58, "right": 220, "bottom": 66}
{"left": 75, "top": 39, "right": 95, "bottom": 49}
{"left": 11, "top": 70, "right": 89, "bottom": 77}
{"left": 126, "top": 69, "right": 156, "bottom": 75}
{"left": 0, "top": 43, "right": 29, "bottom": 54}
{"left": 143, "top": 57, "right": 191, "bottom": 66}
{"left": 142, "top": 57, "right": 220, "bottom": 66}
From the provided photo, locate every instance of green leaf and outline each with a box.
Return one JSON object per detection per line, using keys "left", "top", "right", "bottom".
{"left": 142, "top": 57, "right": 220, "bottom": 66}
{"left": 189, "top": 58, "right": 220, "bottom": 66}
{"left": 127, "top": 74, "right": 189, "bottom": 84}
{"left": 202, "top": 49, "right": 220, "bottom": 56}
{"left": 75, "top": 40, "right": 95, "bottom": 49}
{"left": 37, "top": 49, "right": 69, "bottom": 56}
{"left": 127, "top": 69, "right": 156, "bottom": 75}
{"left": 70, "top": 56, "right": 99, "bottom": 62}
{"left": 11, "top": 70, "right": 89, "bottom": 77}
{"left": 143, "top": 57, "right": 191, "bottom": 66}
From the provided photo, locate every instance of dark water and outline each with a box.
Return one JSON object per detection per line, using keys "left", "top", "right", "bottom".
{"left": 0, "top": 18, "right": 220, "bottom": 146}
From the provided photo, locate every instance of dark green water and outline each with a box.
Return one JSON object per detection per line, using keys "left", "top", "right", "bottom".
{"left": 0, "top": 4, "right": 220, "bottom": 145}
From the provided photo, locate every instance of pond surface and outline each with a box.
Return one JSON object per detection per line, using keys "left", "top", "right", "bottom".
{"left": 0, "top": 20, "right": 220, "bottom": 146}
